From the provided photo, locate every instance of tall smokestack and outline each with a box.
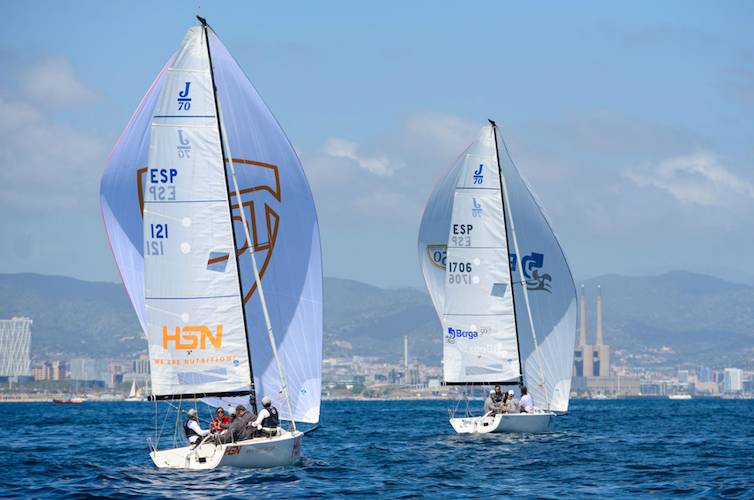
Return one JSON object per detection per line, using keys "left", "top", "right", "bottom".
{"left": 403, "top": 335, "right": 409, "bottom": 370}
{"left": 596, "top": 285, "right": 604, "bottom": 346}
{"left": 579, "top": 285, "right": 587, "bottom": 346}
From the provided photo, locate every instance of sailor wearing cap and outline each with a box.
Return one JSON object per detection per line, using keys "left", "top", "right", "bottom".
{"left": 251, "top": 396, "right": 280, "bottom": 435}
{"left": 184, "top": 408, "right": 211, "bottom": 446}
{"left": 505, "top": 389, "right": 519, "bottom": 413}
{"left": 484, "top": 390, "right": 498, "bottom": 415}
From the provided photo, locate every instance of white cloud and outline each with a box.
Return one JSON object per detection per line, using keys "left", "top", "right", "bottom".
{"left": 20, "top": 57, "right": 97, "bottom": 107}
{"left": 625, "top": 152, "right": 754, "bottom": 206}
{"left": 323, "top": 137, "right": 395, "bottom": 176}
{"left": 0, "top": 93, "right": 107, "bottom": 212}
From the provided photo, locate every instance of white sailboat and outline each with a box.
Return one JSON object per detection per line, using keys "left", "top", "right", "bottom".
{"left": 100, "top": 17, "right": 323, "bottom": 468}
{"left": 418, "top": 121, "right": 577, "bottom": 434}
{"left": 125, "top": 380, "right": 143, "bottom": 402}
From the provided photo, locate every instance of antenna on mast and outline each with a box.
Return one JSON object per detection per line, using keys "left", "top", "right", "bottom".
{"left": 196, "top": 15, "right": 208, "bottom": 26}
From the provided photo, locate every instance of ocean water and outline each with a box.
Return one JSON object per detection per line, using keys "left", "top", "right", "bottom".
{"left": 1, "top": 399, "right": 752, "bottom": 498}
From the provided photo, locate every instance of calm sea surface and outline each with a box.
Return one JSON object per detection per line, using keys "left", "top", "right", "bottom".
{"left": 1, "top": 399, "right": 752, "bottom": 498}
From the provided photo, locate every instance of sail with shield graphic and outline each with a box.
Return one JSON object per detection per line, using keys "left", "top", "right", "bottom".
{"left": 418, "top": 122, "right": 576, "bottom": 429}
{"left": 100, "top": 18, "right": 321, "bottom": 468}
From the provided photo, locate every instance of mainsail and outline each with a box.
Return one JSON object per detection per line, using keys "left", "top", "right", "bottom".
{"left": 418, "top": 127, "right": 520, "bottom": 384}
{"left": 418, "top": 123, "right": 577, "bottom": 412}
{"left": 100, "top": 22, "right": 322, "bottom": 422}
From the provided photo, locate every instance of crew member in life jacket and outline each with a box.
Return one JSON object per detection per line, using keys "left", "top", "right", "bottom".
{"left": 492, "top": 386, "right": 504, "bottom": 406}
{"left": 184, "top": 408, "right": 211, "bottom": 446}
{"left": 251, "top": 396, "right": 280, "bottom": 435}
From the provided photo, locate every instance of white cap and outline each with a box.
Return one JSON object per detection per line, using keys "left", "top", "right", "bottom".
{"left": 489, "top": 390, "right": 495, "bottom": 395}
{"left": 262, "top": 396, "right": 272, "bottom": 406}
{"left": 508, "top": 390, "right": 514, "bottom": 395}
{"left": 187, "top": 408, "right": 197, "bottom": 417}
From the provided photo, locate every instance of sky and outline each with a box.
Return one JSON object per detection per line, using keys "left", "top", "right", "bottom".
{"left": 1, "top": 1, "right": 754, "bottom": 288}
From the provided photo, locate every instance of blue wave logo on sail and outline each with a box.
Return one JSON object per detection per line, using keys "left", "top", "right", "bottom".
{"left": 509, "top": 252, "right": 552, "bottom": 292}
{"left": 446, "top": 327, "right": 479, "bottom": 343}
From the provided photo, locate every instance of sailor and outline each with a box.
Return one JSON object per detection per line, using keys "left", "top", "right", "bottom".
{"left": 505, "top": 390, "right": 519, "bottom": 413}
{"left": 217, "top": 404, "right": 253, "bottom": 443}
{"left": 492, "top": 385, "right": 504, "bottom": 405}
{"left": 210, "top": 407, "right": 230, "bottom": 434}
{"left": 519, "top": 386, "right": 534, "bottom": 413}
{"left": 184, "top": 408, "right": 210, "bottom": 446}
{"left": 252, "top": 396, "right": 280, "bottom": 435}
{"left": 483, "top": 390, "right": 497, "bottom": 415}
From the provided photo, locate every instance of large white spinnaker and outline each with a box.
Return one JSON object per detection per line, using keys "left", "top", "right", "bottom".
{"left": 419, "top": 126, "right": 521, "bottom": 385}
{"left": 494, "top": 127, "right": 577, "bottom": 413}
{"left": 201, "top": 30, "right": 323, "bottom": 424}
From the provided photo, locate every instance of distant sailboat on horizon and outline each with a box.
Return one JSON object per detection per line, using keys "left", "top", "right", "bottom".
{"left": 418, "top": 120, "right": 577, "bottom": 434}
{"left": 100, "top": 17, "right": 323, "bottom": 468}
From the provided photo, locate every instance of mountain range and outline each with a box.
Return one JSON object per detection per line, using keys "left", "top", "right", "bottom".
{"left": 1, "top": 271, "right": 752, "bottom": 367}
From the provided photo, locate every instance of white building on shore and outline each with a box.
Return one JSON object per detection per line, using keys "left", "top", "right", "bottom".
{"left": 0, "top": 317, "right": 32, "bottom": 377}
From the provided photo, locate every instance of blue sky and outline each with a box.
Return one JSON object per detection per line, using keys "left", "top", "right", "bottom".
{"left": 1, "top": 1, "right": 753, "bottom": 287}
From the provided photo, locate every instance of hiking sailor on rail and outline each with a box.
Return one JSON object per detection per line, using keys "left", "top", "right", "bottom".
{"left": 184, "top": 408, "right": 211, "bottom": 445}
{"left": 252, "top": 396, "right": 280, "bottom": 435}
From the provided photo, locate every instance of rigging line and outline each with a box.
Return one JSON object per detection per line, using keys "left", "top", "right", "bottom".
{"left": 491, "top": 121, "right": 550, "bottom": 410}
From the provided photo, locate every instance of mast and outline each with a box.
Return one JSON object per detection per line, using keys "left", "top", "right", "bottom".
{"left": 490, "top": 120, "right": 549, "bottom": 409}
{"left": 199, "top": 16, "right": 258, "bottom": 414}
{"left": 200, "top": 17, "right": 297, "bottom": 429}
{"left": 489, "top": 119, "right": 524, "bottom": 387}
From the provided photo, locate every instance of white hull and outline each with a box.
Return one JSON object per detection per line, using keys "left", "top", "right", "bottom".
{"left": 450, "top": 412, "right": 553, "bottom": 434}
{"left": 150, "top": 429, "right": 303, "bottom": 469}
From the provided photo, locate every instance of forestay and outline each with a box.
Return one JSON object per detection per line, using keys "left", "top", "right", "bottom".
{"left": 419, "top": 127, "right": 520, "bottom": 384}
{"left": 495, "top": 127, "right": 577, "bottom": 412}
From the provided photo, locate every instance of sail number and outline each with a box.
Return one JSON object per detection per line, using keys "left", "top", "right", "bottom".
{"left": 147, "top": 168, "right": 178, "bottom": 202}
{"left": 451, "top": 224, "right": 473, "bottom": 247}
{"left": 150, "top": 224, "right": 169, "bottom": 239}
{"left": 147, "top": 223, "right": 169, "bottom": 256}
{"left": 448, "top": 261, "right": 473, "bottom": 285}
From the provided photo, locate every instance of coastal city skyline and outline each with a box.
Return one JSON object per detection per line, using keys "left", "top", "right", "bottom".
{"left": 2, "top": 282, "right": 752, "bottom": 402}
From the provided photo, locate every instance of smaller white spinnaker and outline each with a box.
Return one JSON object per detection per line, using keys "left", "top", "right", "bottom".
{"left": 418, "top": 120, "right": 577, "bottom": 432}
{"left": 494, "top": 126, "right": 577, "bottom": 413}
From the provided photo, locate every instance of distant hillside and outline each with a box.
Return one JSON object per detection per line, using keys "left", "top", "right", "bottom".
{"left": 0, "top": 273, "right": 144, "bottom": 359}
{"left": 1, "top": 271, "right": 753, "bottom": 366}
{"left": 579, "top": 271, "right": 754, "bottom": 366}
{"left": 323, "top": 278, "right": 439, "bottom": 363}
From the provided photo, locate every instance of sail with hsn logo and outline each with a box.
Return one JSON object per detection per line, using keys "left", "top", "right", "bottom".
{"left": 418, "top": 122, "right": 577, "bottom": 415}
{"left": 100, "top": 17, "right": 322, "bottom": 449}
